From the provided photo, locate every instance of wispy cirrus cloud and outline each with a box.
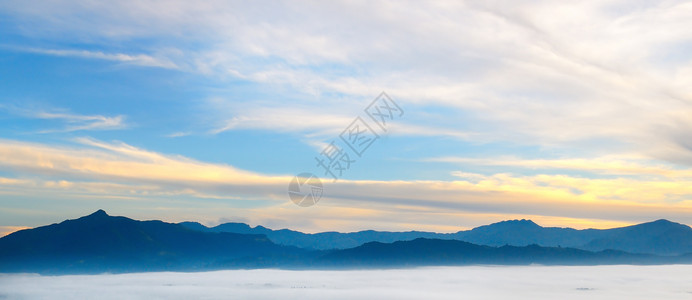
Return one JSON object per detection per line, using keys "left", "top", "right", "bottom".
{"left": 206, "top": 98, "right": 475, "bottom": 146}
{"left": 34, "top": 112, "right": 127, "bottom": 133}
{"left": 430, "top": 156, "right": 692, "bottom": 179}
{"left": 21, "top": 48, "right": 180, "bottom": 69}
{"left": 165, "top": 132, "right": 190, "bottom": 138}
{"left": 1, "top": 104, "right": 128, "bottom": 133}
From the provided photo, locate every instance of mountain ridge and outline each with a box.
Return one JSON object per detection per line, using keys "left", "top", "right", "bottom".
{"left": 0, "top": 210, "right": 310, "bottom": 274}
{"left": 181, "top": 217, "right": 692, "bottom": 255}
{"left": 2, "top": 210, "right": 692, "bottom": 274}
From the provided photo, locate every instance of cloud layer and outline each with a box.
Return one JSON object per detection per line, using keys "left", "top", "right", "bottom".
{"left": 2, "top": 266, "right": 692, "bottom": 299}
{"left": 2, "top": 1, "right": 691, "bottom": 156}
{"left": 1, "top": 138, "right": 692, "bottom": 233}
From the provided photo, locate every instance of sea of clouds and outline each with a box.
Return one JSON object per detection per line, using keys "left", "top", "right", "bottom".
{"left": 1, "top": 265, "right": 691, "bottom": 299}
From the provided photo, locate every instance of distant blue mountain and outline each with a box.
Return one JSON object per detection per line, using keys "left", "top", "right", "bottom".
{"left": 0, "top": 210, "right": 309, "bottom": 274}
{"left": 451, "top": 219, "right": 599, "bottom": 247}
{"left": 180, "top": 221, "right": 441, "bottom": 250}
{"left": 320, "top": 238, "right": 678, "bottom": 267}
{"left": 2, "top": 210, "right": 692, "bottom": 275}
{"left": 182, "top": 218, "right": 692, "bottom": 255}
{"left": 580, "top": 219, "right": 692, "bottom": 255}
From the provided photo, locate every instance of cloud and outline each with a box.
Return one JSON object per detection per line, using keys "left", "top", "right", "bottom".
{"left": 2, "top": 1, "right": 692, "bottom": 232}
{"left": 35, "top": 112, "right": 127, "bottom": 132}
{"left": 165, "top": 132, "right": 190, "bottom": 138}
{"left": 2, "top": 138, "right": 692, "bottom": 233}
{"left": 209, "top": 106, "right": 353, "bottom": 136}
{"left": 21, "top": 48, "right": 179, "bottom": 69}
{"left": 432, "top": 156, "right": 692, "bottom": 179}
{"left": 2, "top": 0, "right": 691, "bottom": 162}
{"left": 1, "top": 104, "right": 128, "bottom": 132}
{"left": 0, "top": 138, "right": 288, "bottom": 197}
{"left": 0, "top": 265, "right": 690, "bottom": 299}
{"left": 206, "top": 98, "right": 474, "bottom": 145}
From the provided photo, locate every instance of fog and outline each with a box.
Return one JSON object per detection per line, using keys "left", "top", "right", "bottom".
{"left": 1, "top": 265, "right": 691, "bottom": 299}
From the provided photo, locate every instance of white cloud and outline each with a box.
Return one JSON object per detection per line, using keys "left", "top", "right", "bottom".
{"left": 35, "top": 112, "right": 127, "bottom": 132}
{"left": 433, "top": 155, "right": 692, "bottom": 179}
{"left": 23, "top": 48, "right": 179, "bottom": 69}
{"left": 1, "top": 104, "right": 128, "bottom": 132}
{"left": 3, "top": 0, "right": 691, "bottom": 162}
{"left": 165, "top": 132, "right": 190, "bottom": 138}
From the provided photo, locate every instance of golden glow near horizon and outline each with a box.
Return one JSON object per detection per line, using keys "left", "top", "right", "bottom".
{"left": 1, "top": 138, "right": 691, "bottom": 234}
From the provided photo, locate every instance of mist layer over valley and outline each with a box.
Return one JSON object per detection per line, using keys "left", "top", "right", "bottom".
{"left": 2, "top": 265, "right": 692, "bottom": 300}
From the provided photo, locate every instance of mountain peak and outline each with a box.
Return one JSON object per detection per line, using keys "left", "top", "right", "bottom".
{"left": 635, "top": 219, "right": 689, "bottom": 230}
{"left": 467, "top": 219, "right": 543, "bottom": 237}
{"left": 493, "top": 219, "right": 540, "bottom": 227}
{"left": 632, "top": 219, "right": 683, "bottom": 228}
{"left": 87, "top": 209, "right": 109, "bottom": 218}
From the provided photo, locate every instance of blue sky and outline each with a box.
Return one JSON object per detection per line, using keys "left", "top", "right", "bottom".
{"left": 1, "top": 1, "right": 692, "bottom": 235}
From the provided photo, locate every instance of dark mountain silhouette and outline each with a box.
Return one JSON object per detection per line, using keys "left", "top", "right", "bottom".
{"left": 184, "top": 218, "right": 692, "bottom": 255}
{"left": 0, "top": 210, "right": 309, "bottom": 274}
{"left": 320, "top": 238, "right": 677, "bottom": 267}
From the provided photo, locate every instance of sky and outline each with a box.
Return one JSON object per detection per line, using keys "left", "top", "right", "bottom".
{"left": 1, "top": 0, "right": 692, "bottom": 235}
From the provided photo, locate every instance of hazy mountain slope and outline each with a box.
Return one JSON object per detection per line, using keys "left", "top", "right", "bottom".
{"left": 320, "top": 238, "right": 671, "bottom": 267}
{"left": 450, "top": 219, "right": 602, "bottom": 247}
{"left": 182, "top": 218, "right": 692, "bottom": 255}
{"left": 0, "top": 210, "right": 308, "bottom": 274}
{"left": 180, "top": 221, "right": 441, "bottom": 250}
{"left": 581, "top": 219, "right": 692, "bottom": 255}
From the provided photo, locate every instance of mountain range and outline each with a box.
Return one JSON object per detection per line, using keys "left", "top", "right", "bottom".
{"left": 181, "top": 218, "right": 692, "bottom": 256}
{"left": 2, "top": 210, "right": 692, "bottom": 274}
{"left": 0, "top": 210, "right": 309, "bottom": 274}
